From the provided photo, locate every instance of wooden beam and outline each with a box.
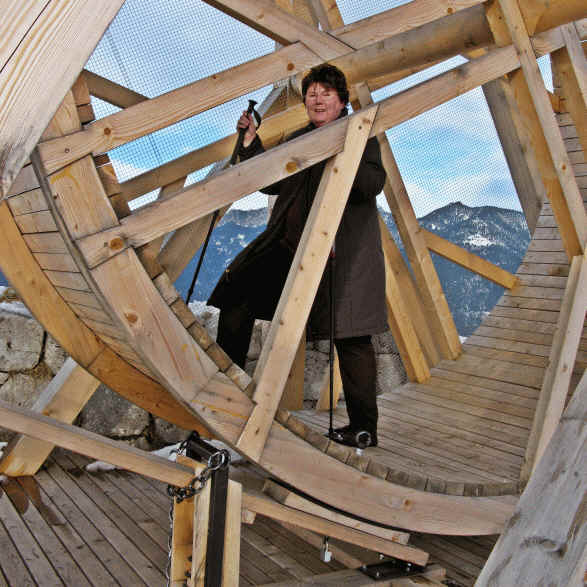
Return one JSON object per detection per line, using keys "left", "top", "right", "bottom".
{"left": 551, "top": 24, "right": 587, "bottom": 154}
{"left": 280, "top": 337, "right": 306, "bottom": 411}
{"left": 422, "top": 228, "right": 519, "bottom": 289}
{"left": 263, "top": 479, "right": 410, "bottom": 545}
{"left": 521, "top": 253, "right": 586, "bottom": 480}
{"left": 82, "top": 70, "right": 148, "bottom": 109}
{"left": 37, "top": 43, "right": 324, "bottom": 175}
{"left": 0, "top": 358, "right": 100, "bottom": 476}
{"left": 315, "top": 348, "right": 343, "bottom": 411}
{"left": 236, "top": 106, "right": 377, "bottom": 461}
{"left": 482, "top": 77, "right": 547, "bottom": 234}
{"left": 0, "top": 0, "right": 125, "bottom": 198}
{"left": 241, "top": 490, "right": 429, "bottom": 566}
{"left": 76, "top": 39, "right": 565, "bottom": 270}
{"left": 307, "top": 0, "right": 344, "bottom": 30}
{"left": 201, "top": 0, "right": 352, "bottom": 57}
{"left": 497, "top": 0, "right": 587, "bottom": 256}
{"left": 0, "top": 399, "right": 194, "bottom": 486}
{"left": 477, "top": 370, "right": 587, "bottom": 586}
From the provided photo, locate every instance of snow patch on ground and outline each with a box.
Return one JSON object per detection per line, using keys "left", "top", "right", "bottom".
{"left": 464, "top": 234, "right": 493, "bottom": 247}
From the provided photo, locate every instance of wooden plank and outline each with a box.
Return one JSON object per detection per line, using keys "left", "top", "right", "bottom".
{"left": 33, "top": 251, "right": 78, "bottom": 272}
{"left": 223, "top": 478, "right": 243, "bottom": 586}
{"left": 0, "top": 358, "right": 99, "bottom": 475}
{"left": 523, "top": 252, "right": 587, "bottom": 479}
{"left": 13, "top": 209, "right": 57, "bottom": 233}
{"left": 477, "top": 371, "right": 586, "bottom": 586}
{"left": 23, "top": 231, "right": 68, "bottom": 253}
{"left": 5, "top": 163, "right": 39, "bottom": 197}
{"left": 1, "top": 477, "right": 91, "bottom": 586}
{"left": 44, "top": 269, "right": 90, "bottom": 291}
{"left": 55, "top": 287, "right": 104, "bottom": 310}
{"left": 236, "top": 106, "right": 377, "bottom": 461}
{"left": 497, "top": 0, "right": 587, "bottom": 257}
{"left": 191, "top": 465, "right": 212, "bottom": 586}
{"left": 82, "top": 69, "right": 148, "bottom": 108}
{"left": 423, "top": 228, "right": 518, "bottom": 289}
{"left": 0, "top": 399, "right": 194, "bottom": 486}
{"left": 0, "top": 0, "right": 125, "bottom": 198}
{"left": 263, "top": 479, "right": 410, "bottom": 545}
{"left": 6, "top": 187, "right": 46, "bottom": 215}
{"left": 0, "top": 487, "right": 64, "bottom": 585}
{"left": 242, "top": 490, "right": 429, "bottom": 566}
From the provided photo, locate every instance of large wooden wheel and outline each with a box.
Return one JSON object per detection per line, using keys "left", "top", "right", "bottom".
{"left": 0, "top": 0, "right": 585, "bottom": 539}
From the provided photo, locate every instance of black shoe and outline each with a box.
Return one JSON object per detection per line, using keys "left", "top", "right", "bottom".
{"left": 330, "top": 429, "right": 378, "bottom": 448}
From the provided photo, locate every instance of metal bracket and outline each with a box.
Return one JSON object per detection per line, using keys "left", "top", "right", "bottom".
{"left": 360, "top": 558, "right": 425, "bottom": 581}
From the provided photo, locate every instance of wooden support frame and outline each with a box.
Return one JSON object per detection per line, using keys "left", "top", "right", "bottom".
{"left": 82, "top": 69, "right": 148, "bottom": 109}
{"left": 236, "top": 107, "right": 377, "bottom": 460}
{"left": 315, "top": 348, "right": 343, "bottom": 411}
{"left": 0, "top": 358, "right": 100, "bottom": 476}
{"left": 497, "top": 0, "right": 587, "bottom": 256}
{"left": 522, "top": 252, "right": 587, "bottom": 479}
{"left": 422, "top": 229, "right": 519, "bottom": 289}
{"left": 242, "top": 489, "right": 429, "bottom": 566}
{"left": 0, "top": 0, "right": 125, "bottom": 198}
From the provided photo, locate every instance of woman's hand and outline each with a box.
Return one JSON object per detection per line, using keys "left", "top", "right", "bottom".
{"left": 237, "top": 111, "right": 257, "bottom": 148}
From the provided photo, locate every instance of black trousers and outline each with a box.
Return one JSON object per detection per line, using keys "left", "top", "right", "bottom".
{"left": 215, "top": 245, "right": 378, "bottom": 435}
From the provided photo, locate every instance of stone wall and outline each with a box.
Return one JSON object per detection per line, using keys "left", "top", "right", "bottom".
{"left": 0, "top": 291, "right": 406, "bottom": 449}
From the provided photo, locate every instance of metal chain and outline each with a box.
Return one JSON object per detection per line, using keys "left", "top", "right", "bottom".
{"left": 165, "top": 442, "right": 231, "bottom": 586}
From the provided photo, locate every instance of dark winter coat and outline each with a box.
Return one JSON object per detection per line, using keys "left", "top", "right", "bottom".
{"left": 208, "top": 120, "right": 388, "bottom": 340}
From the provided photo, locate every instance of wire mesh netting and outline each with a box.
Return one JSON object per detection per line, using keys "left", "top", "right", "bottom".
{"left": 81, "top": 0, "right": 552, "bottom": 326}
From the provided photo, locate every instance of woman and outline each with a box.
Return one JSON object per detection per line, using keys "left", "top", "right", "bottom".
{"left": 209, "top": 64, "right": 387, "bottom": 447}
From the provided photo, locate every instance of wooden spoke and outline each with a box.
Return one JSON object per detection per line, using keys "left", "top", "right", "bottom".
{"left": 498, "top": 0, "right": 587, "bottom": 256}
{"left": 202, "top": 0, "right": 353, "bottom": 57}
{"left": 236, "top": 105, "right": 377, "bottom": 461}
{"left": 82, "top": 70, "right": 148, "bottom": 109}
{"left": 0, "top": 0, "right": 125, "bottom": 198}
{"left": 423, "top": 229, "right": 519, "bottom": 289}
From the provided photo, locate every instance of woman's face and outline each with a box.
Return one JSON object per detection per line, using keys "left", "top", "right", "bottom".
{"left": 304, "top": 82, "right": 345, "bottom": 127}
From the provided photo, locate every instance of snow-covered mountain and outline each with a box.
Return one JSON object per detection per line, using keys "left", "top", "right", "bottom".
{"left": 174, "top": 202, "right": 530, "bottom": 335}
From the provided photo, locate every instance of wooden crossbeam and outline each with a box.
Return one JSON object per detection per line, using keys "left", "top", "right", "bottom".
{"left": 522, "top": 252, "right": 587, "bottom": 480}
{"left": 236, "top": 107, "right": 377, "bottom": 461}
{"left": 76, "top": 36, "right": 567, "bottom": 271}
{"left": 82, "top": 69, "right": 148, "bottom": 109}
{"left": 0, "top": 358, "right": 100, "bottom": 476}
{"left": 422, "top": 229, "right": 519, "bottom": 289}
{"left": 0, "top": 399, "right": 194, "bottom": 486}
{"left": 202, "top": 0, "right": 352, "bottom": 57}
{"left": 498, "top": 0, "right": 587, "bottom": 256}
{"left": 0, "top": 0, "right": 125, "bottom": 198}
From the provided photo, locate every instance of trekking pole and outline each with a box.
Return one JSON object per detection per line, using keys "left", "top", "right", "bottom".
{"left": 328, "top": 246, "right": 335, "bottom": 438}
{"left": 185, "top": 100, "right": 261, "bottom": 305}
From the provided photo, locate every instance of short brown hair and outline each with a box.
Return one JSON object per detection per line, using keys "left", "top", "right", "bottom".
{"left": 302, "top": 64, "right": 349, "bottom": 107}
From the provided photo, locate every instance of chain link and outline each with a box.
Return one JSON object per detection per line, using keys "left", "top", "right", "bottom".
{"left": 165, "top": 441, "right": 231, "bottom": 586}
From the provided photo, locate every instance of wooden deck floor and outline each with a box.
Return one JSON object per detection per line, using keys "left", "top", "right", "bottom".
{"left": 0, "top": 449, "right": 495, "bottom": 586}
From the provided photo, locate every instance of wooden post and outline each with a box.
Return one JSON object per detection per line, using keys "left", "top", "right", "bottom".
{"left": 522, "top": 253, "right": 586, "bottom": 480}
{"left": 315, "top": 349, "right": 343, "bottom": 411}
{"left": 0, "top": 358, "right": 100, "bottom": 476}
{"left": 280, "top": 337, "right": 306, "bottom": 411}
{"left": 236, "top": 107, "right": 377, "bottom": 461}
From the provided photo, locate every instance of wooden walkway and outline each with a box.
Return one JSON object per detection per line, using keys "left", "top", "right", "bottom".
{"left": 0, "top": 449, "right": 494, "bottom": 586}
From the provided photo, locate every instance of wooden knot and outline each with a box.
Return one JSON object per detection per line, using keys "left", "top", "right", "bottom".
{"left": 104, "top": 127, "right": 112, "bottom": 136}
{"left": 109, "top": 237, "right": 124, "bottom": 251}
{"left": 287, "top": 62, "right": 295, "bottom": 71}
{"left": 124, "top": 312, "right": 138, "bottom": 324}
{"left": 286, "top": 161, "right": 298, "bottom": 173}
